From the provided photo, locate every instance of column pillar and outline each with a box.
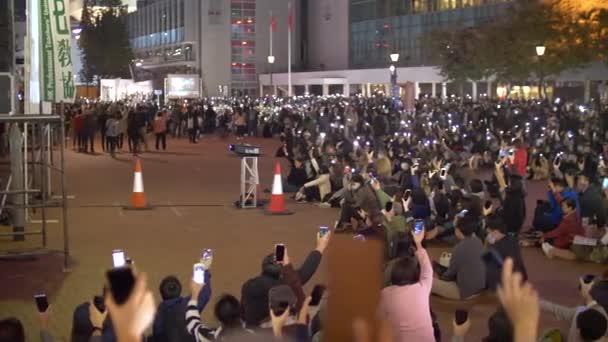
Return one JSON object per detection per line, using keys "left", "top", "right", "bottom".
{"left": 414, "top": 82, "right": 420, "bottom": 100}
{"left": 322, "top": 84, "right": 329, "bottom": 96}
{"left": 431, "top": 83, "right": 437, "bottom": 98}
{"left": 584, "top": 80, "right": 591, "bottom": 103}
{"left": 344, "top": 83, "right": 350, "bottom": 96}
{"left": 384, "top": 84, "right": 391, "bottom": 95}
{"left": 304, "top": 84, "right": 310, "bottom": 95}
{"left": 366, "top": 83, "right": 371, "bottom": 96}
{"left": 472, "top": 81, "right": 478, "bottom": 101}
{"left": 273, "top": 85, "right": 277, "bottom": 96}
{"left": 487, "top": 81, "right": 492, "bottom": 99}
{"left": 441, "top": 82, "right": 447, "bottom": 101}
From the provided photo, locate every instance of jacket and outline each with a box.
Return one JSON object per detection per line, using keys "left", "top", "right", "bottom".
{"left": 547, "top": 188, "right": 579, "bottom": 226}
{"left": 354, "top": 184, "right": 381, "bottom": 213}
{"left": 540, "top": 299, "right": 608, "bottom": 342}
{"left": 579, "top": 184, "right": 606, "bottom": 223}
{"left": 154, "top": 116, "right": 167, "bottom": 134}
{"left": 544, "top": 212, "right": 585, "bottom": 249}
{"left": 443, "top": 236, "right": 486, "bottom": 298}
{"left": 304, "top": 174, "right": 332, "bottom": 201}
{"left": 286, "top": 167, "right": 308, "bottom": 188}
{"left": 485, "top": 236, "right": 528, "bottom": 290}
{"left": 381, "top": 249, "right": 435, "bottom": 342}
{"left": 241, "top": 251, "right": 322, "bottom": 327}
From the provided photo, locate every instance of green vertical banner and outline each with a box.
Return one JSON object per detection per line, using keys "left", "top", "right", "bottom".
{"left": 39, "top": 0, "right": 75, "bottom": 103}
{"left": 39, "top": 0, "right": 55, "bottom": 102}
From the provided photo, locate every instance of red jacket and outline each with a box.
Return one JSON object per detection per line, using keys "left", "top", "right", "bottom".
{"left": 544, "top": 212, "right": 584, "bottom": 249}
{"left": 513, "top": 148, "right": 528, "bottom": 177}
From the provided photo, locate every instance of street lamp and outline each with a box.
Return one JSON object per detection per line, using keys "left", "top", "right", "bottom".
{"left": 389, "top": 53, "right": 399, "bottom": 97}
{"left": 267, "top": 55, "right": 275, "bottom": 95}
{"left": 536, "top": 45, "right": 546, "bottom": 98}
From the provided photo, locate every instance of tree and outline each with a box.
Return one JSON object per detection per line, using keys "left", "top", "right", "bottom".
{"left": 78, "top": 0, "right": 133, "bottom": 82}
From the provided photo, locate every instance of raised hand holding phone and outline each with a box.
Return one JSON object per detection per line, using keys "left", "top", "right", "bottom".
{"left": 275, "top": 243, "right": 286, "bottom": 263}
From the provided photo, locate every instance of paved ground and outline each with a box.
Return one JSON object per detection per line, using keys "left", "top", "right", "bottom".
{"left": 0, "top": 135, "right": 606, "bottom": 341}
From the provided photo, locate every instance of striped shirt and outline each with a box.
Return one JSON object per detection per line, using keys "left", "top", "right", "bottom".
{"left": 186, "top": 300, "right": 254, "bottom": 342}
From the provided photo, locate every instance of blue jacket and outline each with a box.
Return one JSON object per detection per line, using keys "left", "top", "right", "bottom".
{"left": 152, "top": 271, "right": 212, "bottom": 342}
{"left": 547, "top": 188, "right": 580, "bottom": 226}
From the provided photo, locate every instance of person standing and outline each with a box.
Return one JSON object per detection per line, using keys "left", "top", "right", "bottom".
{"left": 98, "top": 110, "right": 108, "bottom": 152}
{"left": 127, "top": 111, "right": 140, "bottom": 155}
{"left": 187, "top": 112, "right": 198, "bottom": 144}
{"left": 154, "top": 111, "right": 168, "bottom": 151}
{"left": 105, "top": 114, "right": 119, "bottom": 157}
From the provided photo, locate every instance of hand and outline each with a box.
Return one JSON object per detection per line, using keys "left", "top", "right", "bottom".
{"left": 428, "top": 170, "right": 437, "bottom": 179}
{"left": 39, "top": 305, "right": 52, "bottom": 330}
{"left": 298, "top": 296, "right": 312, "bottom": 324}
{"left": 282, "top": 247, "right": 291, "bottom": 266}
{"left": 497, "top": 258, "right": 539, "bottom": 341}
{"left": 411, "top": 229, "right": 424, "bottom": 247}
{"left": 190, "top": 280, "right": 204, "bottom": 299}
{"left": 106, "top": 273, "right": 156, "bottom": 342}
{"left": 201, "top": 256, "right": 213, "bottom": 270}
{"left": 270, "top": 306, "right": 290, "bottom": 338}
{"left": 89, "top": 302, "right": 107, "bottom": 330}
{"left": 316, "top": 231, "right": 331, "bottom": 253}
{"left": 483, "top": 205, "right": 493, "bottom": 217}
{"left": 370, "top": 178, "right": 381, "bottom": 191}
{"left": 452, "top": 317, "right": 471, "bottom": 337}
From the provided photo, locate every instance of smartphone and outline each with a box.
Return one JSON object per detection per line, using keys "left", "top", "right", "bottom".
{"left": 93, "top": 295, "right": 106, "bottom": 313}
{"left": 112, "top": 250, "right": 126, "bottom": 268}
{"left": 440, "top": 168, "right": 447, "bottom": 179}
{"left": 457, "top": 209, "right": 468, "bottom": 218}
{"left": 403, "top": 189, "right": 412, "bottom": 201}
{"left": 413, "top": 219, "right": 424, "bottom": 234}
{"left": 201, "top": 249, "right": 213, "bottom": 262}
{"left": 319, "top": 226, "right": 329, "bottom": 238}
{"left": 508, "top": 149, "right": 514, "bottom": 156}
{"left": 275, "top": 244, "right": 285, "bottom": 263}
{"left": 499, "top": 149, "right": 507, "bottom": 158}
{"left": 455, "top": 310, "right": 469, "bottom": 325}
{"left": 385, "top": 201, "right": 393, "bottom": 212}
{"left": 583, "top": 274, "right": 596, "bottom": 284}
{"left": 310, "top": 284, "right": 326, "bottom": 306}
{"left": 193, "top": 263, "right": 206, "bottom": 284}
{"left": 106, "top": 267, "right": 135, "bottom": 305}
{"left": 602, "top": 178, "right": 608, "bottom": 190}
{"left": 554, "top": 156, "right": 561, "bottom": 166}
{"left": 484, "top": 201, "right": 492, "bottom": 210}
{"left": 482, "top": 249, "right": 504, "bottom": 268}
{"left": 34, "top": 294, "right": 49, "bottom": 313}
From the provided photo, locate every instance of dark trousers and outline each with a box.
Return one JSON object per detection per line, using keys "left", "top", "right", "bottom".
{"left": 155, "top": 132, "right": 166, "bottom": 150}
{"left": 128, "top": 135, "right": 140, "bottom": 154}
{"left": 101, "top": 131, "right": 107, "bottom": 151}
{"left": 188, "top": 128, "right": 197, "bottom": 143}
{"left": 118, "top": 133, "right": 124, "bottom": 149}
{"left": 88, "top": 133, "right": 95, "bottom": 153}
{"left": 107, "top": 136, "right": 117, "bottom": 155}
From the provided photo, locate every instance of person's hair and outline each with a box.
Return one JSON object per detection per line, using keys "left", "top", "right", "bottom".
{"left": 483, "top": 308, "right": 513, "bottom": 342}
{"left": 456, "top": 213, "right": 478, "bottom": 237}
{"left": 486, "top": 215, "right": 508, "bottom": 235}
{"left": 562, "top": 198, "right": 577, "bottom": 211}
{"left": 513, "top": 139, "right": 523, "bottom": 149}
{"left": 390, "top": 255, "right": 420, "bottom": 286}
{"left": 214, "top": 294, "right": 242, "bottom": 328}
{"left": 0, "top": 318, "right": 25, "bottom": 342}
{"left": 351, "top": 174, "right": 365, "bottom": 185}
{"left": 470, "top": 179, "right": 484, "bottom": 194}
{"left": 552, "top": 177, "right": 567, "bottom": 188}
{"left": 577, "top": 308, "right": 607, "bottom": 341}
{"left": 159, "top": 275, "right": 182, "bottom": 301}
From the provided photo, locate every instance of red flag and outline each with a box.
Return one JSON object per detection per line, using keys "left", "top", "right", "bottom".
{"left": 270, "top": 14, "right": 277, "bottom": 32}
{"left": 288, "top": 2, "right": 294, "bottom": 32}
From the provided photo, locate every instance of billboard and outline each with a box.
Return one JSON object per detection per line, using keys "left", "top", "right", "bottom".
{"left": 164, "top": 74, "right": 201, "bottom": 99}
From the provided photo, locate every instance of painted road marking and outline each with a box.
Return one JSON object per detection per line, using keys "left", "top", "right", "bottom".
{"left": 167, "top": 201, "right": 183, "bottom": 217}
{"left": 31, "top": 219, "right": 59, "bottom": 224}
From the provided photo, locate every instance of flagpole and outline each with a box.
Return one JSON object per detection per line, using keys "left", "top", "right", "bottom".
{"left": 269, "top": 11, "right": 273, "bottom": 57}
{"left": 287, "top": 1, "right": 292, "bottom": 97}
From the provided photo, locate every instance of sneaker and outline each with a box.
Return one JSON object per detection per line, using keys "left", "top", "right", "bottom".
{"left": 542, "top": 242, "right": 554, "bottom": 258}
{"left": 318, "top": 202, "right": 331, "bottom": 208}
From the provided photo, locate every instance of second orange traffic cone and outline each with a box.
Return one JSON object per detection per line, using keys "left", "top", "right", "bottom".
{"left": 266, "top": 162, "right": 293, "bottom": 215}
{"left": 125, "top": 158, "right": 152, "bottom": 210}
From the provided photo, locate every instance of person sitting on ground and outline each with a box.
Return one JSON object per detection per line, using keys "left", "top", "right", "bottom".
{"left": 542, "top": 198, "right": 585, "bottom": 259}
{"left": 577, "top": 173, "right": 607, "bottom": 225}
{"left": 540, "top": 274, "right": 608, "bottom": 341}
{"left": 283, "top": 158, "right": 308, "bottom": 193}
{"left": 240, "top": 232, "right": 329, "bottom": 328}
{"left": 576, "top": 308, "right": 608, "bottom": 342}
{"left": 484, "top": 215, "right": 528, "bottom": 291}
{"left": 296, "top": 165, "right": 332, "bottom": 203}
{"left": 535, "top": 177, "right": 579, "bottom": 232}
{"left": 0, "top": 318, "right": 25, "bottom": 342}
{"left": 381, "top": 229, "right": 435, "bottom": 341}
{"left": 432, "top": 213, "right": 486, "bottom": 300}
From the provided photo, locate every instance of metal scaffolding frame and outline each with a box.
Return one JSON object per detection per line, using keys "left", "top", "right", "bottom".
{"left": 0, "top": 114, "right": 70, "bottom": 268}
{"left": 240, "top": 156, "right": 259, "bottom": 209}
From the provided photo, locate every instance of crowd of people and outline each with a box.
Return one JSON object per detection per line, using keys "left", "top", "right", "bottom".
{"left": 4, "top": 93, "right": 608, "bottom": 342}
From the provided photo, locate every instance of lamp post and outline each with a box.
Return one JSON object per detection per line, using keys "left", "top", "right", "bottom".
{"left": 536, "top": 45, "right": 545, "bottom": 99}
{"left": 389, "top": 53, "right": 399, "bottom": 97}
{"left": 267, "top": 55, "right": 275, "bottom": 95}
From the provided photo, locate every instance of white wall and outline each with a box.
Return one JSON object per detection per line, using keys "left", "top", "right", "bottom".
{"left": 306, "top": 0, "right": 349, "bottom": 71}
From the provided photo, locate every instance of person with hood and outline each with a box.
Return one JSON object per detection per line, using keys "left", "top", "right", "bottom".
{"left": 240, "top": 232, "right": 330, "bottom": 328}
{"left": 152, "top": 274, "right": 212, "bottom": 342}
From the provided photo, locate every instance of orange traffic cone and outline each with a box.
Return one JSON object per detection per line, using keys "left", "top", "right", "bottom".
{"left": 124, "top": 158, "right": 152, "bottom": 210}
{"left": 266, "top": 162, "right": 293, "bottom": 215}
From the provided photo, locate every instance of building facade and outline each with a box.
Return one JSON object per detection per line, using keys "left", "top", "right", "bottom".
{"left": 125, "top": 0, "right": 300, "bottom": 97}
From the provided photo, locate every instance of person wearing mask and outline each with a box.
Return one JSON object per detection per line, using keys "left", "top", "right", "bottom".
{"left": 484, "top": 215, "right": 527, "bottom": 290}
{"left": 432, "top": 213, "right": 486, "bottom": 300}
{"left": 240, "top": 232, "right": 329, "bottom": 327}
{"left": 577, "top": 173, "right": 607, "bottom": 225}
{"left": 381, "top": 229, "right": 435, "bottom": 341}
{"left": 154, "top": 111, "right": 168, "bottom": 151}
{"left": 542, "top": 198, "right": 585, "bottom": 259}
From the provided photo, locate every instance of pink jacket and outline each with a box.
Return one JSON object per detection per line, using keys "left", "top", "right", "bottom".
{"left": 153, "top": 116, "right": 167, "bottom": 134}
{"left": 381, "top": 249, "right": 434, "bottom": 342}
